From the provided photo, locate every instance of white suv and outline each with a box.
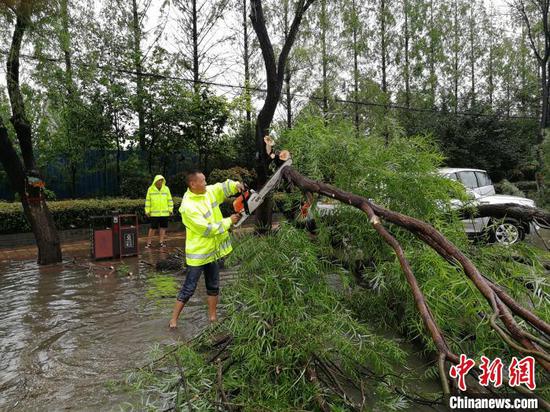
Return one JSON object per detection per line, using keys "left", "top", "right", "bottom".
{"left": 438, "top": 168, "right": 536, "bottom": 245}
{"left": 314, "top": 168, "right": 536, "bottom": 245}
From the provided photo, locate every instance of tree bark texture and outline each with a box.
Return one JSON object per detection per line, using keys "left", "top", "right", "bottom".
{"left": 249, "top": 0, "right": 315, "bottom": 230}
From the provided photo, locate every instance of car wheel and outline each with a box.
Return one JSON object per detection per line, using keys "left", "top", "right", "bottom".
{"left": 489, "top": 219, "right": 525, "bottom": 245}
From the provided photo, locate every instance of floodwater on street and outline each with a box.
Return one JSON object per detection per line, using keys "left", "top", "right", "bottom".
{"left": 0, "top": 243, "right": 237, "bottom": 411}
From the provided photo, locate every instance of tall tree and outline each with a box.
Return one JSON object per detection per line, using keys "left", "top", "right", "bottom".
{"left": 341, "top": 0, "right": 368, "bottom": 133}
{"left": 512, "top": 0, "right": 550, "bottom": 193}
{"left": 0, "top": 2, "right": 62, "bottom": 264}
{"left": 131, "top": 0, "right": 146, "bottom": 151}
{"left": 249, "top": 0, "right": 315, "bottom": 229}
{"left": 174, "top": 0, "right": 231, "bottom": 86}
{"left": 513, "top": 0, "right": 550, "bottom": 129}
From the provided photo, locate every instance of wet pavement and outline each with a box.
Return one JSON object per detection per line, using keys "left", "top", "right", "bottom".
{"left": 0, "top": 236, "right": 235, "bottom": 411}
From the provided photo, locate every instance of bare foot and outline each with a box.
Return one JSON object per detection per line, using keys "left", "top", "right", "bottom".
{"left": 209, "top": 317, "right": 218, "bottom": 323}
{"left": 169, "top": 319, "right": 178, "bottom": 329}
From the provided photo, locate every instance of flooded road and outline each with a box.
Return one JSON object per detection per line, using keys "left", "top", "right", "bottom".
{"left": 0, "top": 243, "right": 234, "bottom": 411}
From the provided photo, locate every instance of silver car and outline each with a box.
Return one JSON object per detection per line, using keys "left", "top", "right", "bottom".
{"left": 438, "top": 168, "right": 536, "bottom": 245}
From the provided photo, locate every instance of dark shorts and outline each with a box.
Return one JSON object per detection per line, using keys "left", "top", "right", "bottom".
{"left": 176, "top": 261, "right": 220, "bottom": 303}
{"left": 150, "top": 216, "right": 168, "bottom": 229}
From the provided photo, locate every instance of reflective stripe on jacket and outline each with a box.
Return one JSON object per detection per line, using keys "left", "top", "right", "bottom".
{"left": 145, "top": 175, "right": 174, "bottom": 217}
{"left": 180, "top": 179, "right": 239, "bottom": 266}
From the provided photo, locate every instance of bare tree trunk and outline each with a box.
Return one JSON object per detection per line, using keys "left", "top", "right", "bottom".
{"left": 469, "top": 4, "right": 475, "bottom": 107}
{"left": 542, "top": 62, "right": 549, "bottom": 130}
{"left": 192, "top": 0, "right": 200, "bottom": 93}
{"left": 243, "top": 0, "right": 252, "bottom": 124}
{"left": 380, "top": 0, "right": 387, "bottom": 95}
{"left": 403, "top": 0, "right": 410, "bottom": 109}
{"left": 488, "top": 44, "right": 494, "bottom": 107}
{"left": 428, "top": 0, "right": 436, "bottom": 106}
{"left": 320, "top": 0, "right": 328, "bottom": 122}
{"left": 132, "top": 0, "right": 146, "bottom": 151}
{"left": 352, "top": 0, "right": 359, "bottom": 133}
{"left": 453, "top": 0, "right": 458, "bottom": 114}
{"left": 4, "top": 13, "right": 61, "bottom": 264}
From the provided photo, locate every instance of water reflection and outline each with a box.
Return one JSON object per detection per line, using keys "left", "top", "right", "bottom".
{"left": 0, "top": 249, "right": 210, "bottom": 411}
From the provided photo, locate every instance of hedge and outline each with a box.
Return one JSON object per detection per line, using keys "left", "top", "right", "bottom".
{"left": 0, "top": 192, "right": 288, "bottom": 234}
{"left": 0, "top": 198, "right": 181, "bottom": 234}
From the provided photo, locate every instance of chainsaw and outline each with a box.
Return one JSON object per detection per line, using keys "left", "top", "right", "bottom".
{"left": 232, "top": 159, "right": 292, "bottom": 227}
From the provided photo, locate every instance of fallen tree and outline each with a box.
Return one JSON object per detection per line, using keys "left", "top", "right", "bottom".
{"left": 134, "top": 125, "right": 549, "bottom": 409}
{"left": 461, "top": 203, "right": 550, "bottom": 230}
{"left": 281, "top": 165, "right": 550, "bottom": 402}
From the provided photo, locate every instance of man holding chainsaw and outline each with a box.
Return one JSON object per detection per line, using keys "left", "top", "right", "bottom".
{"left": 169, "top": 170, "right": 244, "bottom": 328}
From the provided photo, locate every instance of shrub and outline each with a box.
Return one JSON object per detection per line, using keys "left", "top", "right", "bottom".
{"left": 494, "top": 179, "right": 526, "bottom": 197}
{"left": 0, "top": 197, "right": 182, "bottom": 234}
{"left": 514, "top": 180, "right": 539, "bottom": 192}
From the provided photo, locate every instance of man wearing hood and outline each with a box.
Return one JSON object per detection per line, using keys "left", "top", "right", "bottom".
{"left": 169, "top": 170, "right": 244, "bottom": 328}
{"left": 145, "top": 175, "right": 174, "bottom": 248}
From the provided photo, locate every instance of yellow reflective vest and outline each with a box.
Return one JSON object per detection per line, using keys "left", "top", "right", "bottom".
{"left": 179, "top": 179, "right": 239, "bottom": 266}
{"left": 145, "top": 175, "right": 174, "bottom": 217}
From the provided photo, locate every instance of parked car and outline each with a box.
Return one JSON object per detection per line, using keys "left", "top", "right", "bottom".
{"left": 438, "top": 168, "right": 536, "bottom": 245}
{"left": 314, "top": 168, "right": 537, "bottom": 245}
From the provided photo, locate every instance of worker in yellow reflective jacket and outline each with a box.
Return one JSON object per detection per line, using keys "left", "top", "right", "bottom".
{"left": 169, "top": 170, "right": 244, "bottom": 328}
{"left": 144, "top": 175, "right": 174, "bottom": 249}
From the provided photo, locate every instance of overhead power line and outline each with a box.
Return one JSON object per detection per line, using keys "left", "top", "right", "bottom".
{"left": 0, "top": 49, "right": 539, "bottom": 121}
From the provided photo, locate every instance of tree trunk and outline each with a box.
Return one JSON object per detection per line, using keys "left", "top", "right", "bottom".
{"left": 469, "top": 4, "right": 475, "bottom": 107}
{"left": 116, "top": 134, "right": 121, "bottom": 195}
{"left": 192, "top": 0, "right": 200, "bottom": 93}
{"left": 284, "top": 0, "right": 292, "bottom": 129}
{"left": 453, "top": 0, "right": 458, "bottom": 114}
{"left": 61, "top": 0, "right": 79, "bottom": 197}
{"left": 542, "top": 62, "right": 549, "bottom": 130}
{"left": 352, "top": 0, "right": 359, "bottom": 133}
{"left": 403, "top": 0, "right": 410, "bottom": 109}
{"left": 131, "top": 0, "right": 146, "bottom": 151}
{"left": 488, "top": 44, "right": 493, "bottom": 107}
{"left": 428, "top": 0, "right": 436, "bottom": 106}
{"left": 320, "top": 0, "right": 328, "bottom": 122}
{"left": 250, "top": 0, "right": 315, "bottom": 231}
{"left": 60, "top": 0, "right": 74, "bottom": 96}
{"left": 5, "top": 13, "right": 61, "bottom": 265}
{"left": 71, "top": 163, "right": 77, "bottom": 197}
{"left": 457, "top": 203, "right": 550, "bottom": 227}
{"left": 243, "top": 0, "right": 252, "bottom": 124}
{"left": 380, "top": 0, "right": 387, "bottom": 95}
